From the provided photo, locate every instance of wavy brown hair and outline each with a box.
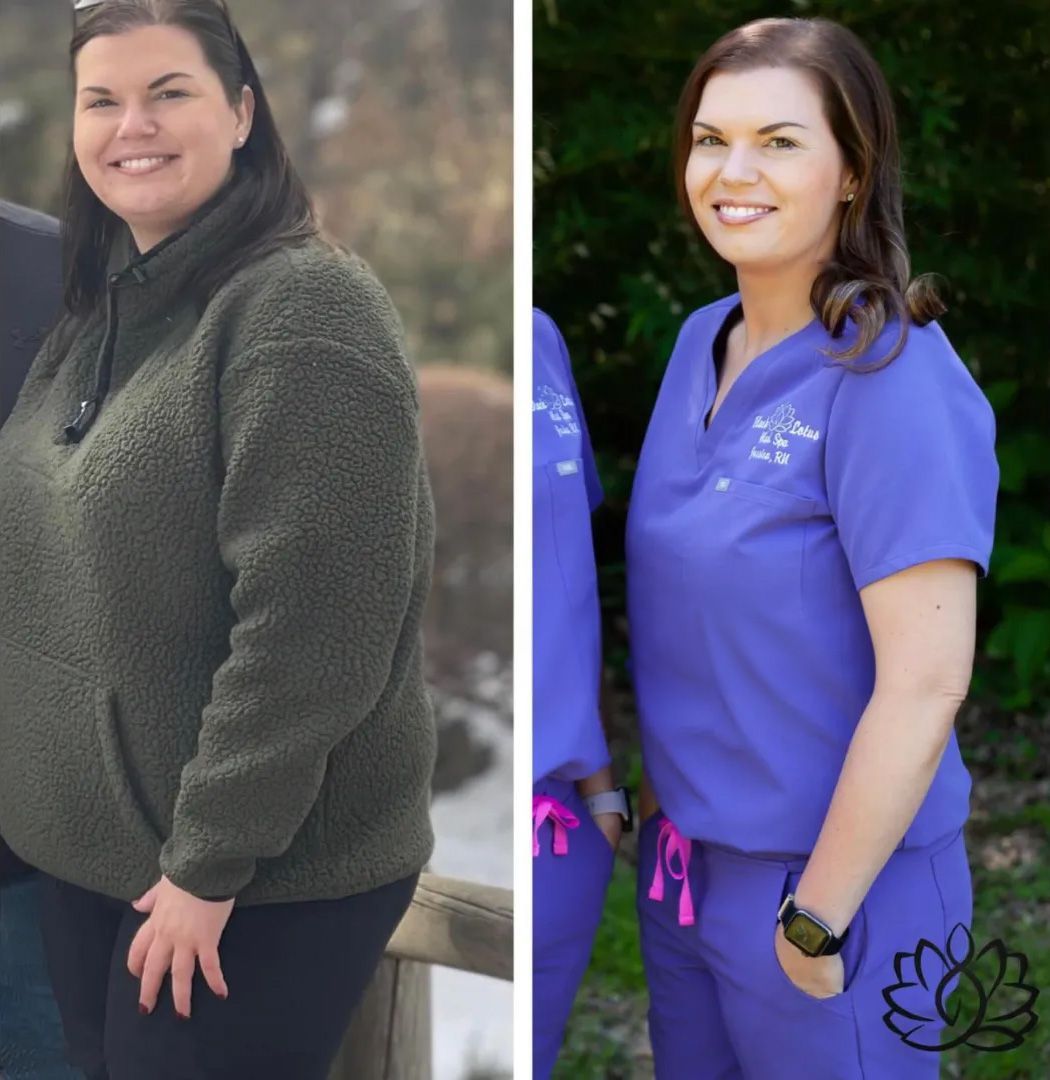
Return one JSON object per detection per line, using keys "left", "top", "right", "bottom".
{"left": 674, "top": 16, "right": 944, "bottom": 369}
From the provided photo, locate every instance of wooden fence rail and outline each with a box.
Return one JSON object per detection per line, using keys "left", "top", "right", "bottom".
{"left": 330, "top": 872, "right": 514, "bottom": 1080}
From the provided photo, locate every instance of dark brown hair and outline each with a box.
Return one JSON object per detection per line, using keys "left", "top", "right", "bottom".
{"left": 62, "top": 0, "right": 317, "bottom": 320}
{"left": 674, "top": 16, "right": 944, "bottom": 368}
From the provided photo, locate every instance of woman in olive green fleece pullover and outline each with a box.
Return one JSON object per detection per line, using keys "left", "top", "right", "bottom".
{"left": 0, "top": 3, "right": 435, "bottom": 1076}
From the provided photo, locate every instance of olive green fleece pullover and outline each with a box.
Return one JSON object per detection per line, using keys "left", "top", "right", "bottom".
{"left": 0, "top": 177, "right": 436, "bottom": 905}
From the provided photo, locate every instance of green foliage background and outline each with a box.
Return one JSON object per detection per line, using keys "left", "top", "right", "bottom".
{"left": 535, "top": 0, "right": 1050, "bottom": 711}
{"left": 536, "top": 1, "right": 1050, "bottom": 1076}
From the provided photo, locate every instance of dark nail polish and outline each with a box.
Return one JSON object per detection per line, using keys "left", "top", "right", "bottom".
{"left": 177, "top": 1012, "right": 190, "bottom": 1021}
{"left": 138, "top": 1004, "right": 149, "bottom": 1016}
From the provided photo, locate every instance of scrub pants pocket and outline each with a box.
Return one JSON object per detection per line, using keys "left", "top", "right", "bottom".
{"left": 700, "top": 852, "right": 868, "bottom": 1080}
{"left": 930, "top": 828, "right": 973, "bottom": 955}
{"left": 924, "top": 830, "right": 974, "bottom": 1021}
{"left": 770, "top": 867, "right": 869, "bottom": 1005}
{"left": 532, "top": 779, "right": 614, "bottom": 1080}
{"left": 839, "top": 831, "right": 972, "bottom": 1080}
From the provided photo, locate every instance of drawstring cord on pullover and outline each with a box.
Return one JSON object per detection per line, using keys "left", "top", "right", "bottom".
{"left": 63, "top": 265, "right": 147, "bottom": 443}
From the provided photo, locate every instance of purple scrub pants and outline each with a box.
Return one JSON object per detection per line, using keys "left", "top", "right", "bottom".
{"left": 533, "top": 777, "right": 615, "bottom": 1079}
{"left": 637, "top": 814, "right": 972, "bottom": 1079}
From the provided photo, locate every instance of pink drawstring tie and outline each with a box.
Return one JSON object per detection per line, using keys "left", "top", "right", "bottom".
{"left": 648, "top": 817, "right": 695, "bottom": 926}
{"left": 532, "top": 795, "right": 580, "bottom": 857}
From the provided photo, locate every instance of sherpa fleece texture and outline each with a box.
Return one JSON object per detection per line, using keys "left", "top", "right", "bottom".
{"left": 0, "top": 177, "right": 436, "bottom": 905}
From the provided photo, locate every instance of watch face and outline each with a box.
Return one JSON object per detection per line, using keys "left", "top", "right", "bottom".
{"left": 785, "top": 913, "right": 831, "bottom": 956}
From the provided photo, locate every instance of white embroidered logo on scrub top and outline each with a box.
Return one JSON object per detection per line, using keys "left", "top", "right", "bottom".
{"left": 533, "top": 384, "right": 580, "bottom": 437}
{"left": 749, "top": 403, "right": 821, "bottom": 466}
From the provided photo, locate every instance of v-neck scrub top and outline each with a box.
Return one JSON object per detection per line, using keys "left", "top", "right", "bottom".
{"left": 533, "top": 310, "right": 610, "bottom": 783}
{"left": 626, "top": 295, "right": 998, "bottom": 855}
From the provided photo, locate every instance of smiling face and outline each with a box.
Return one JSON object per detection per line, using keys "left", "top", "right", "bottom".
{"left": 685, "top": 66, "right": 855, "bottom": 276}
{"left": 73, "top": 24, "right": 254, "bottom": 253}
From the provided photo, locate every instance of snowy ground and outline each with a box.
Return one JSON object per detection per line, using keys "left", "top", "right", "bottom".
{"left": 428, "top": 662, "right": 514, "bottom": 1080}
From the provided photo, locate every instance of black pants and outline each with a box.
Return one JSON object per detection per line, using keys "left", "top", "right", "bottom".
{"left": 37, "top": 871, "right": 418, "bottom": 1080}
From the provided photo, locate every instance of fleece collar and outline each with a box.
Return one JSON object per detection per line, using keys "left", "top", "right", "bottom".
{"left": 104, "top": 167, "right": 256, "bottom": 329}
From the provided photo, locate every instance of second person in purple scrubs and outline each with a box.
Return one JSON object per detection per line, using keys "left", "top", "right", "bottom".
{"left": 532, "top": 309, "right": 630, "bottom": 1079}
{"left": 627, "top": 17, "right": 998, "bottom": 1079}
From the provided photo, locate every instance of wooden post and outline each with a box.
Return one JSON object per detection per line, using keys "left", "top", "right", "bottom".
{"left": 327, "top": 873, "right": 512, "bottom": 1078}
{"left": 329, "top": 957, "right": 432, "bottom": 1080}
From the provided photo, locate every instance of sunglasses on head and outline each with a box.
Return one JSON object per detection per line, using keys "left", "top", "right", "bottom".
{"left": 73, "top": 0, "right": 237, "bottom": 20}
{"left": 72, "top": 0, "right": 240, "bottom": 46}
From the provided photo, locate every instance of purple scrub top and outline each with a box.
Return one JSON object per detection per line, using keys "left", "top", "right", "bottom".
{"left": 626, "top": 295, "right": 998, "bottom": 854}
{"left": 533, "top": 309, "right": 610, "bottom": 783}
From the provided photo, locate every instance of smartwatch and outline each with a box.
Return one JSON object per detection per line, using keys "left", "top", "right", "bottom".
{"left": 777, "top": 894, "right": 849, "bottom": 957}
{"left": 583, "top": 787, "right": 634, "bottom": 833}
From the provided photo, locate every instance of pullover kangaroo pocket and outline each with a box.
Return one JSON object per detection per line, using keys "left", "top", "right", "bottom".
{"left": 0, "top": 634, "right": 162, "bottom": 898}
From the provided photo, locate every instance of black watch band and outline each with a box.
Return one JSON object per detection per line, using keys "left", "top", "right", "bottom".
{"left": 618, "top": 786, "right": 634, "bottom": 833}
{"left": 777, "top": 895, "right": 849, "bottom": 957}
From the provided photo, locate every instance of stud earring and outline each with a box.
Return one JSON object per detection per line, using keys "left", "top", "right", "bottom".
{"left": 845, "top": 192, "right": 855, "bottom": 203}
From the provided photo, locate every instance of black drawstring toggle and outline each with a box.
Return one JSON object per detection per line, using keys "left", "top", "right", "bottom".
{"left": 62, "top": 262, "right": 141, "bottom": 443}
{"left": 63, "top": 398, "right": 98, "bottom": 443}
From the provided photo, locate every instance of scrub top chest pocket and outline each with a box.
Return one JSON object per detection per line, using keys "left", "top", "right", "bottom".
{"left": 542, "top": 458, "right": 599, "bottom": 604}
{"left": 689, "top": 476, "right": 818, "bottom": 610}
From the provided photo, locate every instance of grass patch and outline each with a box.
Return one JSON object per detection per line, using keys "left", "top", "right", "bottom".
{"left": 553, "top": 858, "right": 648, "bottom": 1079}
{"left": 588, "top": 855, "right": 645, "bottom": 990}
{"left": 941, "top": 848, "right": 1050, "bottom": 1079}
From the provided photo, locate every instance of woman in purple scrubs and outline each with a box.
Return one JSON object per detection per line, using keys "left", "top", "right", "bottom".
{"left": 532, "top": 309, "right": 633, "bottom": 1078}
{"left": 628, "top": 18, "right": 998, "bottom": 1079}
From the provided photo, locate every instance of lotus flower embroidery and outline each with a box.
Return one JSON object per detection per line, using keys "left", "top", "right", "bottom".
{"left": 768, "top": 403, "right": 796, "bottom": 432}
{"left": 534, "top": 384, "right": 574, "bottom": 420}
{"left": 881, "top": 924, "right": 1039, "bottom": 1052}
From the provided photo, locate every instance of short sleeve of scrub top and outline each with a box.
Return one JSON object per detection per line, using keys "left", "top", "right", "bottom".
{"left": 626, "top": 297, "right": 998, "bottom": 855}
{"left": 533, "top": 309, "right": 610, "bottom": 783}
{"left": 824, "top": 320, "right": 997, "bottom": 589}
